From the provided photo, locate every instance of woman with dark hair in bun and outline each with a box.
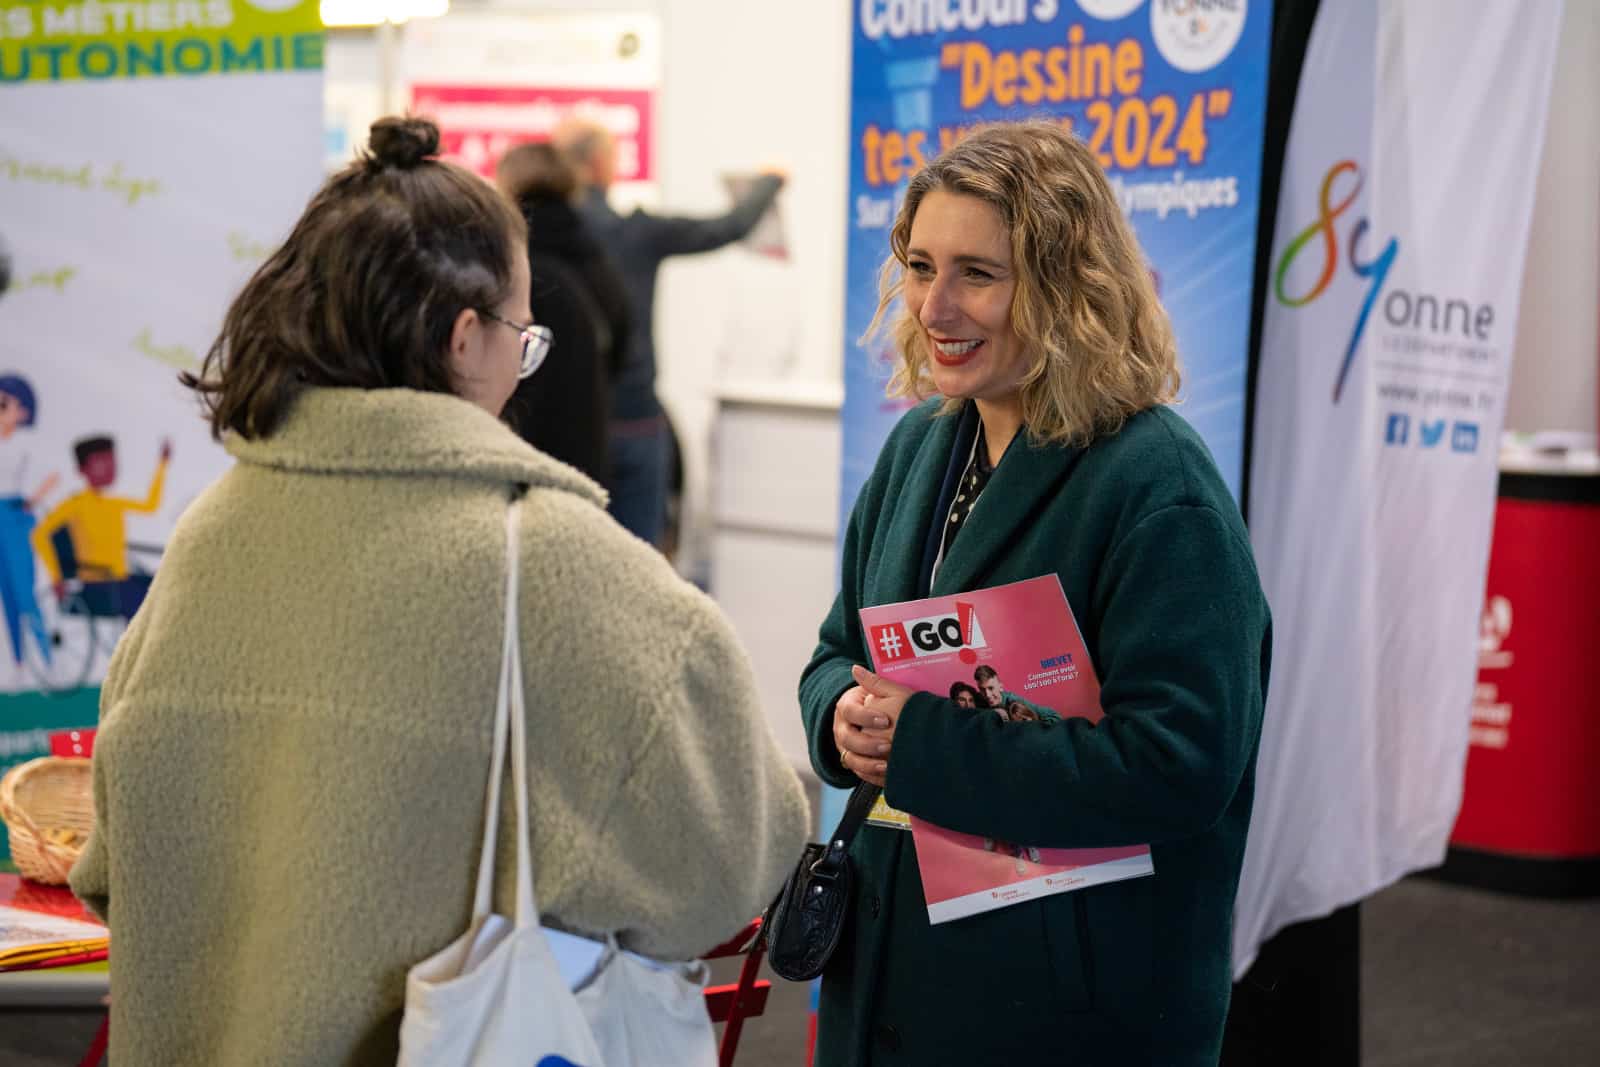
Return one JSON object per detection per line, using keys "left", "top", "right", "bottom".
{"left": 67, "top": 117, "right": 809, "bottom": 1067}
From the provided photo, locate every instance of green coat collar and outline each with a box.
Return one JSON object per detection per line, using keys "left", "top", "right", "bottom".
{"left": 873, "top": 402, "right": 1086, "bottom": 603}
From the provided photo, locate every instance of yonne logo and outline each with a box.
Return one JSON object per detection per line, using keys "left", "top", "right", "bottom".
{"left": 1151, "top": 0, "right": 1247, "bottom": 73}
{"left": 1273, "top": 160, "right": 1399, "bottom": 405}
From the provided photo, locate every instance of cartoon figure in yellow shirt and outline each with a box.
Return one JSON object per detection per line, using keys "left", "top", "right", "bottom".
{"left": 32, "top": 435, "right": 170, "bottom": 619}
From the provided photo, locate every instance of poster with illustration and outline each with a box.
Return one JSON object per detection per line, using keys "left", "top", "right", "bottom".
{"left": 0, "top": 0, "right": 323, "bottom": 861}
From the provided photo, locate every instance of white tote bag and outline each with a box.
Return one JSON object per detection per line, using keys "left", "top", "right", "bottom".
{"left": 396, "top": 499, "right": 718, "bottom": 1067}
{"left": 576, "top": 938, "right": 718, "bottom": 1067}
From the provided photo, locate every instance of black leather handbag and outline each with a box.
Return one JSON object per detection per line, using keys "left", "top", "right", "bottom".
{"left": 762, "top": 782, "right": 880, "bottom": 982}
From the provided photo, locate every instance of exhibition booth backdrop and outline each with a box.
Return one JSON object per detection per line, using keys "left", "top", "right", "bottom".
{"left": 0, "top": 0, "right": 325, "bottom": 860}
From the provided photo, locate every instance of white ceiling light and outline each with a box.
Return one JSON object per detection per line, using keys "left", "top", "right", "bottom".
{"left": 320, "top": 0, "right": 448, "bottom": 28}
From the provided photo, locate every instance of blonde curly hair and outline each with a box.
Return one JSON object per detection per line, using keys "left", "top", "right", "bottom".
{"left": 868, "top": 121, "right": 1180, "bottom": 447}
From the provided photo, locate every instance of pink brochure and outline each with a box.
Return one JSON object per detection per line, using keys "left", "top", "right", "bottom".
{"left": 859, "top": 575, "right": 1154, "bottom": 924}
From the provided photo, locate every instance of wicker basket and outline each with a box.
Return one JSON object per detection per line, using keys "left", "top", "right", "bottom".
{"left": 0, "top": 757, "right": 94, "bottom": 886}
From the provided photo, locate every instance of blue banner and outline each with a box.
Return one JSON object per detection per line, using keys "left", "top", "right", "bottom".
{"left": 840, "top": 0, "right": 1271, "bottom": 520}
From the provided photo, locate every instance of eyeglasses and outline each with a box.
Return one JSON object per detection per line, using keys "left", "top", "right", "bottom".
{"left": 479, "top": 310, "right": 554, "bottom": 380}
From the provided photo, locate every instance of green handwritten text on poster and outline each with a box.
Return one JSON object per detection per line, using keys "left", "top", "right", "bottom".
{"left": 0, "top": 155, "right": 164, "bottom": 205}
{"left": 227, "top": 229, "right": 272, "bottom": 262}
{"left": 13, "top": 264, "right": 78, "bottom": 291}
{"left": 134, "top": 327, "right": 198, "bottom": 369}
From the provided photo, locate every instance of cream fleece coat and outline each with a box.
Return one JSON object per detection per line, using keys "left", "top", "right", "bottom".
{"left": 69, "top": 387, "right": 810, "bottom": 1066}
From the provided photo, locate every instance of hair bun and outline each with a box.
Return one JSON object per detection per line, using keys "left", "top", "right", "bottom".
{"left": 366, "top": 116, "right": 440, "bottom": 170}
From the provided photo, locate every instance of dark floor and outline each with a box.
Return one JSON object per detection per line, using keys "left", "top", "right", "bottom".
{"left": 1361, "top": 878, "right": 1600, "bottom": 1067}
{"left": 719, "top": 873, "right": 1600, "bottom": 1066}
{"left": 4, "top": 876, "right": 1595, "bottom": 1065}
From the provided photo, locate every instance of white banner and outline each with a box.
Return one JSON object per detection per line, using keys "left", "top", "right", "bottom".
{"left": 1236, "top": 0, "right": 1563, "bottom": 975}
{"left": 0, "top": 1, "right": 323, "bottom": 708}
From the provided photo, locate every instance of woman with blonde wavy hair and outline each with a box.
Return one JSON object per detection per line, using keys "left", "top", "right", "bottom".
{"left": 798, "top": 120, "right": 1272, "bottom": 1065}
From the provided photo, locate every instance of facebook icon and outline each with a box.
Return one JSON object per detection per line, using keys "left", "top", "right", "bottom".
{"left": 1385, "top": 413, "right": 1410, "bottom": 446}
{"left": 1452, "top": 422, "right": 1480, "bottom": 453}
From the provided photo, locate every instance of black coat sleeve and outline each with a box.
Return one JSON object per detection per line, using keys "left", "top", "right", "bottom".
{"left": 632, "top": 175, "right": 784, "bottom": 257}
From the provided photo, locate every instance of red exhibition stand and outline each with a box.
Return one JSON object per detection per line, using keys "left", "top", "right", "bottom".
{"left": 1443, "top": 469, "right": 1600, "bottom": 895}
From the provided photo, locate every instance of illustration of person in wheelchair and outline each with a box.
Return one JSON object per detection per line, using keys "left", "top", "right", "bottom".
{"left": 25, "top": 434, "right": 170, "bottom": 693}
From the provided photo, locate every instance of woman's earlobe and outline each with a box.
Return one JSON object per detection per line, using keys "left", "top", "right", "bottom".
{"left": 447, "top": 307, "right": 479, "bottom": 369}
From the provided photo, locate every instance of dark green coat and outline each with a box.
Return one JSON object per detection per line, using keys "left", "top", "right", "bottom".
{"left": 799, "top": 400, "right": 1271, "bottom": 1066}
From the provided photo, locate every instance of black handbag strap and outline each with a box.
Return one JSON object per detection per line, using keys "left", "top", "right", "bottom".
{"left": 756, "top": 782, "right": 881, "bottom": 949}
{"left": 826, "top": 781, "right": 882, "bottom": 852}
{"left": 808, "top": 781, "right": 880, "bottom": 880}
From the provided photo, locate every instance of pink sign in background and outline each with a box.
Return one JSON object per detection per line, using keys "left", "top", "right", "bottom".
{"left": 409, "top": 84, "right": 654, "bottom": 181}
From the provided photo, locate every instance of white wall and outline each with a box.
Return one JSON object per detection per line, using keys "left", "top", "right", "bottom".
{"left": 652, "top": 0, "right": 852, "bottom": 581}
{"left": 1504, "top": 0, "right": 1600, "bottom": 438}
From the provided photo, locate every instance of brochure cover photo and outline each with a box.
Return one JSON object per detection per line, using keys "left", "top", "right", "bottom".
{"left": 859, "top": 575, "right": 1154, "bottom": 924}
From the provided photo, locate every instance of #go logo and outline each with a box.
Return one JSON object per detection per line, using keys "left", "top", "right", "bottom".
{"left": 870, "top": 601, "right": 987, "bottom": 663}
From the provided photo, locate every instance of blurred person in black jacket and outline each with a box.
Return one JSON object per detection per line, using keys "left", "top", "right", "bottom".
{"left": 554, "top": 119, "right": 783, "bottom": 548}
{"left": 495, "top": 142, "right": 631, "bottom": 487}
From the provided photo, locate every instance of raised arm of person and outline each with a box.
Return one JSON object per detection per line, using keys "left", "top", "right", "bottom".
{"left": 634, "top": 173, "right": 784, "bottom": 258}
{"left": 113, "top": 440, "right": 170, "bottom": 513}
